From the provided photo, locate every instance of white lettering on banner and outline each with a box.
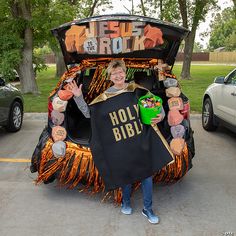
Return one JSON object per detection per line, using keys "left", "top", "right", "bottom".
{"left": 85, "top": 22, "right": 96, "bottom": 37}
{"left": 64, "top": 21, "right": 164, "bottom": 54}
{"left": 112, "top": 37, "right": 122, "bottom": 54}
{"left": 98, "top": 37, "right": 111, "bottom": 54}
{"left": 83, "top": 38, "right": 97, "bottom": 54}
{"left": 98, "top": 21, "right": 109, "bottom": 37}
{"left": 132, "top": 22, "right": 145, "bottom": 36}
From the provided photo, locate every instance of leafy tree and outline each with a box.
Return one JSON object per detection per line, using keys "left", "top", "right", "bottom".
{"left": 233, "top": 0, "right": 236, "bottom": 17}
{"left": 40, "top": 0, "right": 76, "bottom": 78}
{"left": 0, "top": 2, "right": 23, "bottom": 81}
{"left": 225, "top": 32, "right": 236, "bottom": 51}
{"left": 193, "top": 42, "right": 204, "bottom": 52}
{"left": 209, "top": 7, "right": 236, "bottom": 51}
{"left": 131, "top": 0, "right": 217, "bottom": 79}
{"left": 0, "top": 0, "right": 37, "bottom": 93}
{"left": 177, "top": 0, "right": 218, "bottom": 79}
{"left": 0, "top": 0, "right": 54, "bottom": 94}
{"left": 0, "top": 0, "right": 112, "bottom": 93}
{"left": 49, "top": 0, "right": 112, "bottom": 78}
{"left": 131, "top": 0, "right": 180, "bottom": 22}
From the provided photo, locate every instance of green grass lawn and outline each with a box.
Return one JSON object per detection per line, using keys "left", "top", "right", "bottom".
{"left": 22, "top": 64, "right": 235, "bottom": 113}
{"left": 22, "top": 67, "right": 59, "bottom": 112}
{"left": 173, "top": 65, "right": 235, "bottom": 113}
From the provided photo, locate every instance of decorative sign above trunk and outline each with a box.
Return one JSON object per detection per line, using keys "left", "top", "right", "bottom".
{"left": 52, "top": 15, "right": 189, "bottom": 65}
{"left": 64, "top": 21, "right": 164, "bottom": 55}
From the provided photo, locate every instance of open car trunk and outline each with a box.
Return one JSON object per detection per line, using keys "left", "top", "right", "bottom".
{"left": 63, "top": 66, "right": 189, "bottom": 146}
{"left": 64, "top": 68, "right": 96, "bottom": 146}
{"left": 51, "top": 15, "right": 190, "bottom": 146}
{"left": 51, "top": 14, "right": 189, "bottom": 67}
{"left": 31, "top": 15, "right": 195, "bottom": 196}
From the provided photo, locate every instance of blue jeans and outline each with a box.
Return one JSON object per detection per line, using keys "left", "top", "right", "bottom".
{"left": 122, "top": 176, "right": 153, "bottom": 211}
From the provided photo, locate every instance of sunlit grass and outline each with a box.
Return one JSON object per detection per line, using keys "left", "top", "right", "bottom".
{"left": 22, "top": 66, "right": 58, "bottom": 112}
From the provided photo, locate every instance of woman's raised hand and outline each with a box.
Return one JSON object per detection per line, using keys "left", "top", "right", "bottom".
{"left": 68, "top": 80, "right": 83, "bottom": 97}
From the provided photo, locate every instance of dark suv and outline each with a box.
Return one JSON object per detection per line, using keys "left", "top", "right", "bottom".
{"left": 31, "top": 15, "right": 195, "bottom": 195}
{"left": 0, "top": 77, "right": 24, "bottom": 132}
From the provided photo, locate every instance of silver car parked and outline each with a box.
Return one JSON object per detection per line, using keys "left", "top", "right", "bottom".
{"left": 0, "top": 77, "right": 24, "bottom": 132}
{"left": 202, "top": 68, "right": 236, "bottom": 133}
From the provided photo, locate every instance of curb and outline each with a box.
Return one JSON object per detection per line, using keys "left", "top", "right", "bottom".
{"left": 23, "top": 113, "right": 48, "bottom": 121}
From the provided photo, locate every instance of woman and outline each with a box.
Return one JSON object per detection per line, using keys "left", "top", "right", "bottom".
{"left": 68, "top": 60, "right": 170, "bottom": 224}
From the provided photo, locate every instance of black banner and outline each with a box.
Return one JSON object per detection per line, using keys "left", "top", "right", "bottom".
{"left": 89, "top": 84, "right": 173, "bottom": 190}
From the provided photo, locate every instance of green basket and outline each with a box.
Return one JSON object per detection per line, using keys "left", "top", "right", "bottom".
{"left": 138, "top": 94, "right": 163, "bottom": 125}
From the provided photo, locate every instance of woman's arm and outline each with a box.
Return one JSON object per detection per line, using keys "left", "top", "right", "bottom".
{"left": 68, "top": 81, "right": 90, "bottom": 118}
{"left": 73, "top": 95, "right": 90, "bottom": 118}
{"left": 151, "top": 106, "right": 165, "bottom": 125}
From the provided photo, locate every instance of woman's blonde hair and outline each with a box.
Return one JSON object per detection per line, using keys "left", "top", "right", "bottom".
{"left": 107, "top": 60, "right": 127, "bottom": 78}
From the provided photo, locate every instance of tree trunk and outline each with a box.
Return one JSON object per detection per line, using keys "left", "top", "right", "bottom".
{"left": 10, "top": 0, "right": 38, "bottom": 94}
{"left": 89, "top": 0, "right": 99, "bottom": 16}
{"left": 55, "top": 51, "right": 66, "bottom": 78}
{"left": 233, "top": 0, "right": 236, "bottom": 18}
{"left": 178, "top": 0, "right": 188, "bottom": 28}
{"left": 181, "top": 30, "right": 195, "bottom": 80}
{"left": 178, "top": 0, "right": 201, "bottom": 80}
{"left": 140, "top": 0, "right": 146, "bottom": 16}
{"left": 19, "top": 27, "right": 38, "bottom": 94}
{"left": 160, "top": 0, "right": 163, "bottom": 20}
{"left": 178, "top": 0, "right": 191, "bottom": 80}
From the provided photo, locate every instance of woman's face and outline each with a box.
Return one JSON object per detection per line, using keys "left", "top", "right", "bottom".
{"left": 110, "top": 67, "right": 126, "bottom": 87}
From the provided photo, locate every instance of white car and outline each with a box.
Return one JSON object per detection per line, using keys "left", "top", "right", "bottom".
{"left": 202, "top": 68, "right": 236, "bottom": 133}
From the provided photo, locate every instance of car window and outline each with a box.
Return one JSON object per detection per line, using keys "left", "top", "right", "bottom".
{"left": 226, "top": 70, "right": 236, "bottom": 85}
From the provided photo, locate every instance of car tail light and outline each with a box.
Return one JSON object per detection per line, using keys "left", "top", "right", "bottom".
{"left": 180, "top": 101, "right": 190, "bottom": 120}
{"left": 48, "top": 98, "right": 53, "bottom": 118}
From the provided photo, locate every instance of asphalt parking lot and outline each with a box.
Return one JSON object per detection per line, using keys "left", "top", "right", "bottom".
{"left": 0, "top": 114, "right": 236, "bottom": 236}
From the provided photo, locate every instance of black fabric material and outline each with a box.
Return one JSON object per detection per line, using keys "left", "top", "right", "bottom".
{"left": 89, "top": 88, "right": 173, "bottom": 190}
{"left": 30, "top": 127, "right": 50, "bottom": 173}
{"left": 133, "top": 71, "right": 156, "bottom": 92}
